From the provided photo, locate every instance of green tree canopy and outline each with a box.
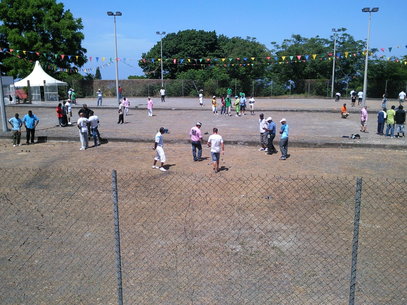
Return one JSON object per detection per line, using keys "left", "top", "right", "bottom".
{"left": 0, "top": 0, "right": 86, "bottom": 78}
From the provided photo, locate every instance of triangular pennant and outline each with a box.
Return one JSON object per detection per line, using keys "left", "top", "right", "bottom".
{"left": 23, "top": 50, "right": 27, "bottom": 55}
{"left": 305, "top": 55, "right": 309, "bottom": 60}
{"left": 388, "top": 47, "right": 392, "bottom": 52}
{"left": 251, "top": 57, "right": 255, "bottom": 61}
{"left": 336, "top": 52, "right": 341, "bottom": 58}
{"left": 312, "top": 54, "right": 317, "bottom": 59}
{"left": 289, "top": 56, "right": 294, "bottom": 60}
{"left": 345, "top": 52, "right": 349, "bottom": 58}
{"left": 173, "top": 59, "right": 176, "bottom": 64}
{"left": 282, "top": 56, "right": 286, "bottom": 60}
{"left": 221, "top": 58, "right": 225, "bottom": 62}
{"left": 296, "top": 55, "right": 301, "bottom": 60}
{"left": 96, "top": 57, "right": 99, "bottom": 62}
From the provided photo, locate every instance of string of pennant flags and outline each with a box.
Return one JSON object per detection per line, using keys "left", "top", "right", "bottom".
{"left": 1, "top": 45, "right": 406, "bottom": 74}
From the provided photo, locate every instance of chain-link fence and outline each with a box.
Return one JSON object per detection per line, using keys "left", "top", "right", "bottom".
{"left": 1, "top": 169, "right": 406, "bottom": 305}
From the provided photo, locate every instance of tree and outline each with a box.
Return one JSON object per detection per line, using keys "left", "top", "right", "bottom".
{"left": 139, "top": 30, "right": 220, "bottom": 79}
{"left": 94, "top": 67, "right": 102, "bottom": 80}
{"left": 139, "top": 30, "right": 270, "bottom": 94}
{"left": 268, "top": 30, "right": 366, "bottom": 95}
{"left": 0, "top": 0, "right": 86, "bottom": 78}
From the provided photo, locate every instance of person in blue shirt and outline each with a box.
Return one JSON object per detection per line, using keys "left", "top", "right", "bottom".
{"left": 8, "top": 113, "right": 23, "bottom": 147}
{"left": 279, "top": 118, "right": 290, "bottom": 160}
{"left": 22, "top": 110, "right": 39, "bottom": 145}
{"left": 377, "top": 108, "right": 386, "bottom": 135}
{"left": 265, "top": 117, "right": 278, "bottom": 155}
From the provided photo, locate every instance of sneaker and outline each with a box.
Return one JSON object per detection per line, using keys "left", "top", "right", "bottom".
{"left": 264, "top": 148, "right": 268, "bottom": 152}
{"left": 13, "top": 144, "right": 16, "bottom": 147}
{"left": 258, "top": 148, "right": 265, "bottom": 151}
{"left": 152, "top": 165, "right": 159, "bottom": 169}
{"left": 279, "top": 157, "right": 286, "bottom": 160}
{"left": 80, "top": 147, "right": 85, "bottom": 151}
{"left": 159, "top": 167, "right": 167, "bottom": 172}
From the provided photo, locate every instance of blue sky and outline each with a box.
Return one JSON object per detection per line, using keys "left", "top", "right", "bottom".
{"left": 61, "top": 0, "right": 406, "bottom": 79}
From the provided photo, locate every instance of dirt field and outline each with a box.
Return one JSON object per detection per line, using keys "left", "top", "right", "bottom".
{"left": 0, "top": 139, "right": 406, "bottom": 178}
{"left": 1, "top": 140, "right": 406, "bottom": 305}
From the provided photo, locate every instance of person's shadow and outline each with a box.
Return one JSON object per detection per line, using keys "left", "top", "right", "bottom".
{"left": 163, "top": 164, "right": 176, "bottom": 170}
{"left": 219, "top": 166, "right": 229, "bottom": 172}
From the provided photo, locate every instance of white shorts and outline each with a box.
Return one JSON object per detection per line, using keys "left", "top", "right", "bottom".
{"left": 154, "top": 146, "right": 166, "bottom": 163}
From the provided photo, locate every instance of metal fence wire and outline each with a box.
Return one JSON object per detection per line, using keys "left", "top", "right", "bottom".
{"left": 1, "top": 168, "right": 406, "bottom": 305}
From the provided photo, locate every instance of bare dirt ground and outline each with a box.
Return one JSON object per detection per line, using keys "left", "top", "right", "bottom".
{"left": 1, "top": 139, "right": 406, "bottom": 305}
{"left": 0, "top": 139, "right": 406, "bottom": 179}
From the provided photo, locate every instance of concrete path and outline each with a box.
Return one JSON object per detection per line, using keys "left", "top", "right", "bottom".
{"left": 1, "top": 98, "right": 405, "bottom": 149}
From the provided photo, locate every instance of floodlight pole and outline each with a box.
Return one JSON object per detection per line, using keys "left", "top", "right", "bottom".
{"left": 156, "top": 31, "right": 166, "bottom": 88}
{"left": 107, "top": 11, "right": 122, "bottom": 105}
{"left": 330, "top": 28, "right": 339, "bottom": 99}
{"left": 0, "top": 73, "right": 8, "bottom": 132}
{"left": 361, "top": 7, "right": 379, "bottom": 107}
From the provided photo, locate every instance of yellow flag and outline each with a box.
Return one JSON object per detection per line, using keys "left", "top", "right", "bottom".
{"left": 312, "top": 54, "right": 317, "bottom": 59}
{"left": 282, "top": 56, "right": 286, "bottom": 60}
{"left": 345, "top": 52, "right": 349, "bottom": 58}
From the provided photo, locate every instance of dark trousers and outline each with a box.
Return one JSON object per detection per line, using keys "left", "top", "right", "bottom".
{"left": 377, "top": 122, "right": 385, "bottom": 134}
{"left": 12, "top": 130, "right": 21, "bottom": 145}
{"left": 26, "top": 128, "right": 35, "bottom": 143}
{"left": 191, "top": 141, "right": 202, "bottom": 161}
{"left": 161, "top": 95, "right": 165, "bottom": 102}
{"left": 279, "top": 137, "right": 289, "bottom": 158}
{"left": 118, "top": 114, "right": 124, "bottom": 124}
{"left": 267, "top": 133, "right": 277, "bottom": 154}
{"left": 91, "top": 127, "right": 99, "bottom": 146}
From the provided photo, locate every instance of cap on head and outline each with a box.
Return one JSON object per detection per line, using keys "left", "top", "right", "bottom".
{"left": 196, "top": 122, "right": 202, "bottom": 126}
{"left": 280, "top": 118, "right": 287, "bottom": 123}
{"left": 266, "top": 117, "right": 272, "bottom": 121}
{"left": 159, "top": 127, "right": 165, "bottom": 133}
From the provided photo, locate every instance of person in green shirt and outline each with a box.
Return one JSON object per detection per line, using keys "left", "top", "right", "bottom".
{"left": 234, "top": 96, "right": 240, "bottom": 116}
{"left": 225, "top": 96, "right": 231, "bottom": 116}
{"left": 385, "top": 105, "right": 396, "bottom": 137}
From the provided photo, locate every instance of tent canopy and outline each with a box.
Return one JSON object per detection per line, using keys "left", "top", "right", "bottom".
{"left": 14, "top": 61, "right": 67, "bottom": 87}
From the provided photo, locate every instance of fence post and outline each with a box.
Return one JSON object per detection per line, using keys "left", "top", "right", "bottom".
{"left": 112, "top": 170, "right": 124, "bottom": 305}
{"left": 349, "top": 177, "right": 363, "bottom": 305}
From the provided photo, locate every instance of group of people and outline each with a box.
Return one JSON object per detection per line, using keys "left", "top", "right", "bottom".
{"left": 377, "top": 105, "right": 406, "bottom": 138}
{"left": 258, "top": 114, "right": 290, "bottom": 160}
{"left": 8, "top": 110, "right": 39, "bottom": 146}
{"left": 203, "top": 90, "right": 256, "bottom": 116}
{"left": 153, "top": 123, "right": 225, "bottom": 173}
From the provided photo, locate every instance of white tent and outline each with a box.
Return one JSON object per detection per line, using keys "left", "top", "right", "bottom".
{"left": 14, "top": 61, "right": 67, "bottom": 101}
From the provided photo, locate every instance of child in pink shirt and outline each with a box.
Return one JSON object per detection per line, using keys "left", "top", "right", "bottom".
{"left": 147, "top": 97, "right": 153, "bottom": 117}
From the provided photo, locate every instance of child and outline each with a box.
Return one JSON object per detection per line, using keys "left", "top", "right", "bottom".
{"left": 147, "top": 97, "right": 153, "bottom": 117}
{"left": 118, "top": 101, "right": 125, "bottom": 124}
{"left": 211, "top": 96, "right": 217, "bottom": 114}
{"left": 234, "top": 96, "right": 240, "bottom": 116}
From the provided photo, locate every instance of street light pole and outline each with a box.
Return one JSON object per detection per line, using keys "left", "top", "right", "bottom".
{"left": 107, "top": 11, "right": 122, "bottom": 105}
{"left": 156, "top": 31, "right": 166, "bottom": 88}
{"left": 361, "top": 7, "right": 379, "bottom": 107}
{"left": 330, "top": 28, "right": 339, "bottom": 99}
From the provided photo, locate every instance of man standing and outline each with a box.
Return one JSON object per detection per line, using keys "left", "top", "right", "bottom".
{"left": 207, "top": 128, "right": 224, "bottom": 173}
{"left": 350, "top": 90, "right": 357, "bottom": 107}
{"left": 265, "top": 117, "right": 278, "bottom": 155}
{"left": 279, "top": 118, "right": 290, "bottom": 160}
{"left": 96, "top": 89, "right": 103, "bottom": 106}
{"left": 190, "top": 122, "right": 203, "bottom": 161}
{"left": 78, "top": 104, "right": 92, "bottom": 136}
{"left": 77, "top": 112, "right": 89, "bottom": 150}
{"left": 88, "top": 110, "right": 101, "bottom": 146}
{"left": 8, "top": 113, "right": 23, "bottom": 147}
{"left": 357, "top": 91, "right": 363, "bottom": 106}
{"left": 70, "top": 89, "right": 77, "bottom": 104}
{"left": 377, "top": 108, "right": 386, "bottom": 135}
{"left": 258, "top": 113, "right": 268, "bottom": 151}
{"left": 395, "top": 105, "right": 406, "bottom": 138}
{"left": 398, "top": 90, "right": 406, "bottom": 104}
{"left": 65, "top": 100, "right": 72, "bottom": 125}
{"left": 248, "top": 96, "right": 255, "bottom": 115}
{"left": 385, "top": 105, "right": 396, "bottom": 138}
{"left": 160, "top": 87, "right": 166, "bottom": 102}
{"left": 198, "top": 89, "right": 204, "bottom": 107}
{"left": 22, "top": 110, "right": 39, "bottom": 145}
{"left": 152, "top": 127, "right": 167, "bottom": 171}
{"left": 118, "top": 86, "right": 123, "bottom": 100}
{"left": 360, "top": 106, "right": 368, "bottom": 133}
